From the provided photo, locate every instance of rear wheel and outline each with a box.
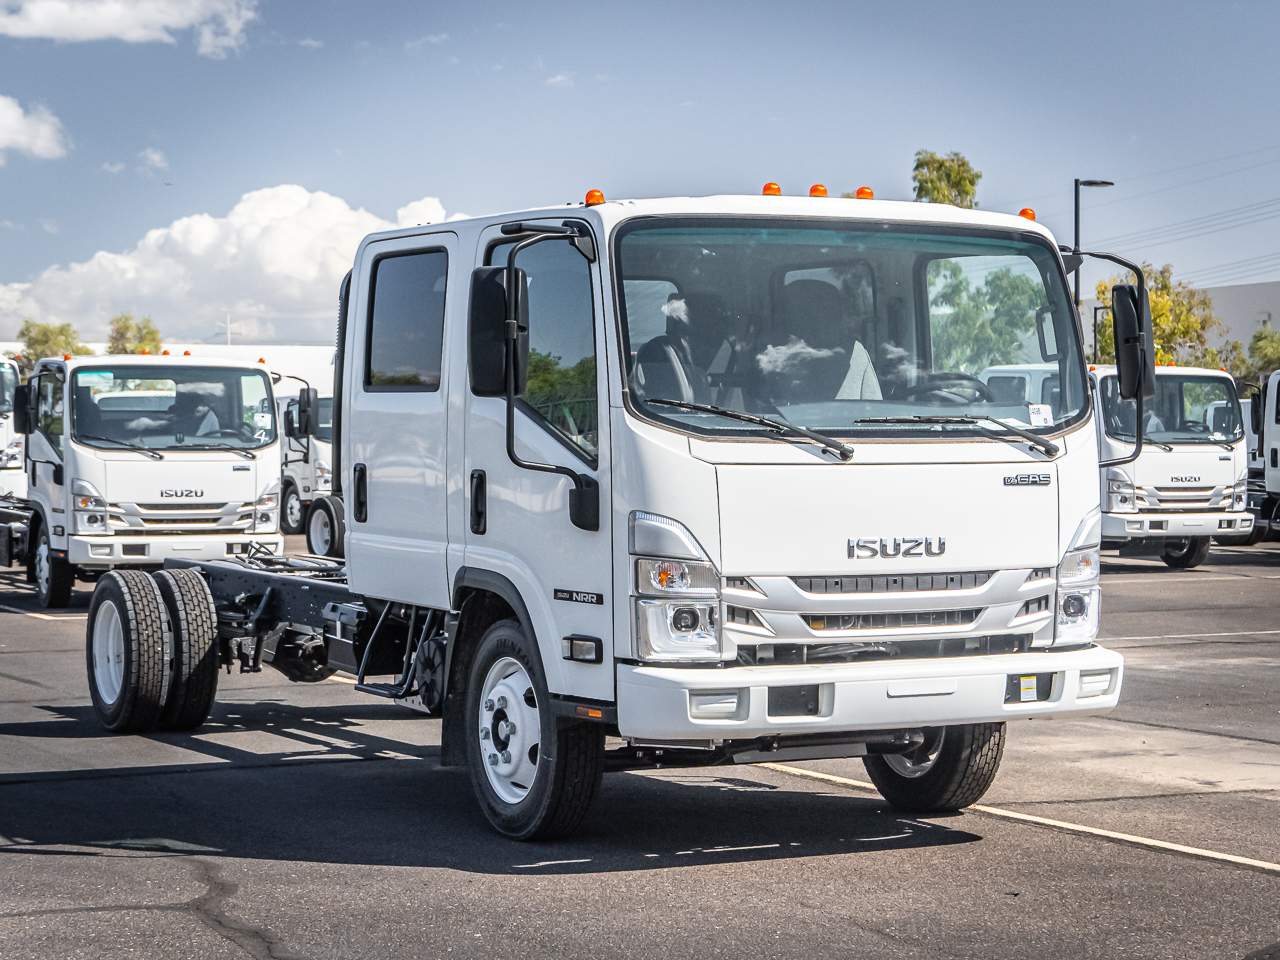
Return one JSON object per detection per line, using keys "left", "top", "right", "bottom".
{"left": 306, "top": 496, "right": 345, "bottom": 557}
{"left": 863, "top": 723, "right": 1005, "bottom": 812}
{"left": 281, "top": 482, "right": 304, "bottom": 534}
{"left": 86, "top": 571, "right": 170, "bottom": 733}
{"left": 33, "top": 525, "right": 73, "bottom": 608}
{"left": 1162, "top": 536, "right": 1211, "bottom": 569}
{"left": 464, "top": 619, "right": 603, "bottom": 839}
{"left": 154, "top": 569, "right": 219, "bottom": 730}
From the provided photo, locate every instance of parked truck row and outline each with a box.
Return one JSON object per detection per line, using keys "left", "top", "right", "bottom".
{"left": 11, "top": 185, "right": 1275, "bottom": 841}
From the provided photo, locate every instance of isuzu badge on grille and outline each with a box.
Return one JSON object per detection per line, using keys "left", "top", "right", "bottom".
{"left": 848, "top": 537, "right": 946, "bottom": 559}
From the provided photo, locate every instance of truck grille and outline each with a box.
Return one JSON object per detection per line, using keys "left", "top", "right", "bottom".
{"left": 1137, "top": 484, "right": 1232, "bottom": 512}
{"left": 737, "top": 633, "right": 1031, "bottom": 666}
{"left": 106, "top": 501, "right": 255, "bottom": 535}
{"left": 803, "top": 608, "right": 980, "bottom": 632}
{"left": 791, "top": 571, "right": 994, "bottom": 593}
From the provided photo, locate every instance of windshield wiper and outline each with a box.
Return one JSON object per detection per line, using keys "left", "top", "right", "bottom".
{"left": 1142, "top": 439, "right": 1174, "bottom": 452}
{"left": 181, "top": 440, "right": 256, "bottom": 460}
{"left": 75, "top": 434, "right": 164, "bottom": 460}
{"left": 648, "top": 399, "right": 854, "bottom": 461}
{"left": 852, "top": 415, "right": 1059, "bottom": 458}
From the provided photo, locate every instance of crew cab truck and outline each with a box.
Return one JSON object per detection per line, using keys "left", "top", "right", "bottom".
{"left": 1095, "top": 364, "right": 1252, "bottom": 567}
{"left": 2, "top": 355, "right": 284, "bottom": 607}
{"left": 277, "top": 393, "right": 333, "bottom": 538}
{"left": 82, "top": 190, "right": 1152, "bottom": 839}
{"left": 0, "top": 357, "right": 26, "bottom": 498}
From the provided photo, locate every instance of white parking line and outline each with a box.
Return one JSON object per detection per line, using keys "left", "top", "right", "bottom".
{"left": 0, "top": 604, "right": 87, "bottom": 622}
{"left": 1103, "top": 628, "right": 1280, "bottom": 642}
{"left": 762, "top": 763, "right": 1280, "bottom": 875}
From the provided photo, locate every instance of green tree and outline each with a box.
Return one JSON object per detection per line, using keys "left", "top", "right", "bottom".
{"left": 912, "top": 149, "right": 982, "bottom": 208}
{"left": 15, "top": 320, "right": 91, "bottom": 373}
{"left": 107, "top": 313, "right": 162, "bottom": 355}
{"left": 1093, "top": 264, "right": 1245, "bottom": 374}
{"left": 1244, "top": 325, "right": 1280, "bottom": 380}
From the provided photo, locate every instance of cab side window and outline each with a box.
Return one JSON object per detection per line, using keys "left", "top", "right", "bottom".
{"left": 491, "top": 237, "right": 598, "bottom": 461}
{"left": 36, "top": 375, "right": 63, "bottom": 457}
{"left": 365, "top": 249, "right": 448, "bottom": 391}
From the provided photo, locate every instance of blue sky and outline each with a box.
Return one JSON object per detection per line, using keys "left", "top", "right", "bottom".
{"left": 1, "top": 0, "right": 1278, "bottom": 342}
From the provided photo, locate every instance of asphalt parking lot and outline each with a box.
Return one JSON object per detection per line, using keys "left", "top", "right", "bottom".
{"left": 1, "top": 540, "right": 1278, "bottom": 960}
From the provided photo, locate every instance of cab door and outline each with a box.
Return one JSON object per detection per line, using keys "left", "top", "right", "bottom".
{"left": 28, "top": 370, "right": 67, "bottom": 538}
{"left": 460, "top": 220, "right": 613, "bottom": 702}
{"left": 344, "top": 232, "right": 457, "bottom": 608}
{"left": 1266, "top": 372, "right": 1280, "bottom": 496}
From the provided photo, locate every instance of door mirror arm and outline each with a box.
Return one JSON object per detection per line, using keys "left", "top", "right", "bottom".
{"left": 501, "top": 227, "right": 600, "bottom": 532}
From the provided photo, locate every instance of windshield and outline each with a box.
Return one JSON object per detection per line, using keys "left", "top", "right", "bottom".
{"left": 71, "top": 365, "right": 276, "bottom": 451}
{"left": 1099, "top": 373, "right": 1242, "bottom": 444}
{"left": 315, "top": 397, "right": 333, "bottom": 443}
{"left": 615, "top": 218, "right": 1086, "bottom": 441}
{"left": 0, "top": 363, "right": 16, "bottom": 414}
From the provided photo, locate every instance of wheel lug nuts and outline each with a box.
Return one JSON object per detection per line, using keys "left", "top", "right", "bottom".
{"left": 483, "top": 699, "right": 494, "bottom": 712}
{"left": 504, "top": 722, "right": 516, "bottom": 736}
{"left": 480, "top": 729, "right": 490, "bottom": 741}
{"left": 487, "top": 753, "right": 499, "bottom": 766}
{"left": 500, "top": 750, "right": 511, "bottom": 764}
{"left": 495, "top": 696, "right": 507, "bottom": 710}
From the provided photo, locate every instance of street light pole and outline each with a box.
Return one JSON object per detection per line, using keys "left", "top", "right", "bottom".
{"left": 1092, "top": 305, "right": 1107, "bottom": 364}
{"left": 1073, "top": 177, "right": 1116, "bottom": 313}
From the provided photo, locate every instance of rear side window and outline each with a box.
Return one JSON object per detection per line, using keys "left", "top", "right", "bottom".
{"left": 366, "top": 249, "right": 448, "bottom": 391}
{"left": 986, "top": 375, "right": 1027, "bottom": 403}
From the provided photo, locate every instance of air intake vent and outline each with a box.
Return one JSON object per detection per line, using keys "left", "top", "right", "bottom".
{"left": 803, "top": 609, "right": 980, "bottom": 632}
{"left": 792, "top": 572, "right": 993, "bottom": 594}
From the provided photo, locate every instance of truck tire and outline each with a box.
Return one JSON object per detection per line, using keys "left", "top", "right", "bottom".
{"left": 33, "top": 524, "right": 73, "bottom": 608}
{"left": 1215, "top": 525, "right": 1264, "bottom": 547}
{"left": 1162, "top": 536, "right": 1211, "bottom": 569}
{"left": 154, "top": 569, "right": 220, "bottom": 730}
{"left": 86, "top": 571, "right": 171, "bottom": 733}
{"left": 464, "top": 618, "right": 604, "bottom": 840}
{"left": 281, "top": 482, "right": 305, "bottom": 535}
{"left": 863, "top": 723, "right": 1005, "bottom": 812}
{"left": 306, "top": 495, "right": 344, "bottom": 558}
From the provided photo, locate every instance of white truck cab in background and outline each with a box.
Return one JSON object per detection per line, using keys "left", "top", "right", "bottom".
{"left": 6, "top": 354, "right": 283, "bottom": 606}
{"left": 1094, "top": 364, "right": 1251, "bottom": 568}
{"left": 0, "top": 357, "right": 26, "bottom": 498}
{"left": 84, "top": 191, "right": 1155, "bottom": 839}
{"left": 277, "top": 393, "right": 332, "bottom": 536}
{"left": 1250, "top": 370, "right": 1280, "bottom": 537}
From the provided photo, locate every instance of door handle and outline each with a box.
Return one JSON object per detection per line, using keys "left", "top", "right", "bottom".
{"left": 353, "top": 462, "right": 368, "bottom": 523}
{"left": 470, "top": 469, "right": 487, "bottom": 535}
{"left": 1273, "top": 449, "right": 1278, "bottom": 468}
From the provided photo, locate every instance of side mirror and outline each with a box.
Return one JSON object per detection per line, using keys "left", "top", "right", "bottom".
{"left": 1111, "top": 284, "right": 1155, "bottom": 401}
{"left": 11, "top": 384, "right": 32, "bottom": 435}
{"left": 283, "top": 408, "right": 299, "bottom": 439}
{"left": 296, "top": 387, "right": 318, "bottom": 436}
{"left": 1251, "top": 392, "right": 1263, "bottom": 437}
{"left": 469, "top": 265, "right": 530, "bottom": 397}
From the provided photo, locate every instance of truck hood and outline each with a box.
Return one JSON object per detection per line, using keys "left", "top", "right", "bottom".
{"left": 715, "top": 460, "right": 1058, "bottom": 575}
{"left": 102, "top": 456, "right": 265, "bottom": 505}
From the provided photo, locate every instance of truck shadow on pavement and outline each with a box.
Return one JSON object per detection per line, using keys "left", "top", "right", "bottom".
{"left": 0, "top": 700, "right": 981, "bottom": 874}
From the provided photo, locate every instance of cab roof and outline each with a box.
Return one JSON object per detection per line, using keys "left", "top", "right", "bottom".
{"left": 1089, "top": 364, "right": 1235, "bottom": 379}
{"left": 35, "top": 354, "right": 273, "bottom": 374}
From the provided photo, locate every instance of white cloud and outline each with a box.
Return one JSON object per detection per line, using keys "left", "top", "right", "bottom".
{"left": 0, "top": 94, "right": 68, "bottom": 164}
{"left": 545, "top": 72, "right": 573, "bottom": 87}
{"left": 38, "top": 218, "right": 58, "bottom": 235}
{"left": 0, "top": 184, "right": 464, "bottom": 342}
{"left": 101, "top": 160, "right": 125, "bottom": 174}
{"left": 138, "top": 146, "right": 168, "bottom": 171}
{"left": 0, "top": 0, "right": 257, "bottom": 59}
{"left": 298, "top": 36, "right": 322, "bottom": 49}
{"left": 405, "top": 31, "right": 447, "bottom": 49}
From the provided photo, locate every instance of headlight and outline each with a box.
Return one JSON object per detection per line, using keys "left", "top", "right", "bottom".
{"left": 1055, "top": 545, "right": 1100, "bottom": 647}
{"left": 253, "top": 482, "right": 280, "bottom": 533}
{"left": 630, "top": 512, "right": 724, "bottom": 663}
{"left": 1106, "top": 470, "right": 1136, "bottom": 514}
{"left": 72, "top": 479, "right": 109, "bottom": 535}
{"left": 0, "top": 437, "right": 22, "bottom": 469}
{"left": 1232, "top": 474, "right": 1247, "bottom": 511}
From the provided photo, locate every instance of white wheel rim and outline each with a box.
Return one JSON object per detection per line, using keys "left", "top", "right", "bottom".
{"left": 477, "top": 656, "right": 541, "bottom": 805}
{"left": 285, "top": 490, "right": 302, "bottom": 528}
{"left": 92, "top": 599, "right": 126, "bottom": 705}
{"left": 310, "top": 509, "right": 331, "bottom": 553}
{"left": 883, "top": 729, "right": 944, "bottom": 779}
{"left": 35, "top": 539, "right": 50, "bottom": 595}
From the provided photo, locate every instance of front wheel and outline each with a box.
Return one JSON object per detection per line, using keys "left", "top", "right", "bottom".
{"left": 281, "top": 483, "right": 305, "bottom": 535}
{"left": 33, "top": 525, "right": 73, "bottom": 608}
{"left": 464, "top": 619, "right": 603, "bottom": 839}
{"left": 863, "top": 723, "right": 1005, "bottom": 812}
{"left": 1162, "top": 536, "right": 1211, "bottom": 569}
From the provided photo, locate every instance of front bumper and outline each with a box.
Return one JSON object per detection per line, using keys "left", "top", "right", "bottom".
{"left": 616, "top": 644, "right": 1123, "bottom": 742}
{"left": 1102, "top": 510, "right": 1253, "bottom": 540}
{"left": 67, "top": 532, "right": 284, "bottom": 568}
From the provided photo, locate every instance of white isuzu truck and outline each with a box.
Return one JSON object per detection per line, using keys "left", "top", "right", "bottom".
{"left": 277, "top": 392, "right": 333, "bottom": 537}
{"left": 1, "top": 354, "right": 284, "bottom": 606}
{"left": 81, "top": 190, "right": 1152, "bottom": 839}
{"left": 0, "top": 356, "right": 26, "bottom": 498}
{"left": 1094, "top": 364, "right": 1252, "bottom": 568}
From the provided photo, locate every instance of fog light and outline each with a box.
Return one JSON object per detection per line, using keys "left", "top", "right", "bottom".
{"left": 1061, "top": 594, "right": 1087, "bottom": 618}
{"left": 671, "top": 606, "right": 701, "bottom": 632}
{"left": 689, "top": 690, "right": 742, "bottom": 719}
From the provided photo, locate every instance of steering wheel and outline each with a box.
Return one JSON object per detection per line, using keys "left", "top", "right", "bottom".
{"left": 204, "top": 425, "right": 255, "bottom": 440}
{"left": 1180, "top": 421, "right": 1209, "bottom": 434}
{"left": 898, "top": 373, "right": 995, "bottom": 404}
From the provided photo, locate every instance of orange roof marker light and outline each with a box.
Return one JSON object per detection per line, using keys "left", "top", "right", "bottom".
{"left": 809, "top": 183, "right": 828, "bottom": 198}
{"left": 1018, "top": 207, "right": 1037, "bottom": 221}
{"left": 183, "top": 350, "right": 191, "bottom": 356}
{"left": 62, "top": 353, "right": 71, "bottom": 360}
{"left": 584, "top": 188, "right": 606, "bottom": 206}
{"left": 258, "top": 357, "right": 266, "bottom": 364}
{"left": 854, "top": 185, "right": 875, "bottom": 200}
{"left": 762, "top": 181, "right": 782, "bottom": 196}
{"left": 161, "top": 349, "right": 170, "bottom": 356}
{"left": 140, "top": 348, "right": 150, "bottom": 355}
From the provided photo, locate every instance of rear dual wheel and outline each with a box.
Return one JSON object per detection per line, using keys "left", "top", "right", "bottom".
{"left": 86, "top": 569, "right": 219, "bottom": 733}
